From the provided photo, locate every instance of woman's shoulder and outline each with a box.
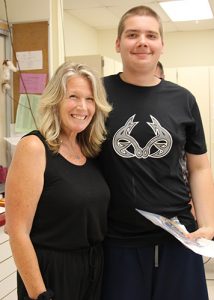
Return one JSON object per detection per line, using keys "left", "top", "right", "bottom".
{"left": 17, "top": 131, "right": 45, "bottom": 155}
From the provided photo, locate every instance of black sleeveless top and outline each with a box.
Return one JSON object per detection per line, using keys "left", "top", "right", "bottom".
{"left": 27, "top": 131, "right": 110, "bottom": 250}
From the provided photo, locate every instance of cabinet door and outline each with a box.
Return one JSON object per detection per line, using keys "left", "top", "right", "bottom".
{"left": 103, "top": 56, "right": 115, "bottom": 76}
{"left": 0, "top": 227, "right": 17, "bottom": 299}
{"left": 0, "top": 272, "right": 17, "bottom": 299}
{"left": 2, "top": 289, "right": 17, "bottom": 300}
{"left": 103, "top": 57, "right": 123, "bottom": 76}
{"left": 0, "top": 35, "right": 6, "bottom": 167}
{"left": 0, "top": 236, "right": 12, "bottom": 263}
{"left": 0, "top": 256, "right": 16, "bottom": 278}
{"left": 114, "top": 61, "right": 123, "bottom": 74}
{"left": 210, "top": 67, "right": 214, "bottom": 174}
{"left": 177, "top": 67, "right": 211, "bottom": 162}
{"left": 65, "top": 55, "right": 103, "bottom": 77}
{"left": 164, "top": 67, "right": 177, "bottom": 83}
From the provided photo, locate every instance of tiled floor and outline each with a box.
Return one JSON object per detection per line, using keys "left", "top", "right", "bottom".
{"left": 204, "top": 258, "right": 214, "bottom": 300}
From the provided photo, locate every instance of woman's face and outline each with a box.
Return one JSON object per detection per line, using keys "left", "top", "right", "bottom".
{"left": 59, "top": 75, "right": 96, "bottom": 136}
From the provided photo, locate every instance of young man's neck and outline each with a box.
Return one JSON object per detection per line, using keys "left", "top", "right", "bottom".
{"left": 120, "top": 71, "right": 160, "bottom": 87}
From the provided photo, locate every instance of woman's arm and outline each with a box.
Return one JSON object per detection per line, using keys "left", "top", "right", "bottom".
{"left": 5, "top": 135, "right": 47, "bottom": 299}
{"left": 186, "top": 152, "right": 214, "bottom": 240}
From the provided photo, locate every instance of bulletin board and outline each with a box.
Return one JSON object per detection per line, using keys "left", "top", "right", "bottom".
{"left": 12, "top": 21, "right": 49, "bottom": 119}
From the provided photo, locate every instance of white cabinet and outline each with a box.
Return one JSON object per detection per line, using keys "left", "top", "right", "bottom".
{"left": 0, "top": 226, "right": 17, "bottom": 300}
{"left": 103, "top": 56, "right": 123, "bottom": 76}
{"left": 165, "top": 66, "right": 214, "bottom": 172}
{"left": 164, "top": 67, "right": 177, "bottom": 83}
{"left": 210, "top": 67, "right": 214, "bottom": 175}
{"left": 65, "top": 54, "right": 122, "bottom": 77}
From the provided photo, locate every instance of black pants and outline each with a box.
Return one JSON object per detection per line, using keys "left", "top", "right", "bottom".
{"left": 17, "top": 244, "right": 103, "bottom": 300}
{"left": 101, "top": 240, "right": 209, "bottom": 300}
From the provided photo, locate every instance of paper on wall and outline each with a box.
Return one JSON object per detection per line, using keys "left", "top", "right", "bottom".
{"left": 16, "top": 50, "right": 43, "bottom": 70}
{"left": 15, "top": 94, "right": 40, "bottom": 133}
{"left": 19, "top": 73, "right": 47, "bottom": 94}
{"left": 136, "top": 208, "right": 214, "bottom": 258}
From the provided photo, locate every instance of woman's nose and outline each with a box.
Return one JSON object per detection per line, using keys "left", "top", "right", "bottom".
{"left": 77, "top": 98, "right": 87, "bottom": 109}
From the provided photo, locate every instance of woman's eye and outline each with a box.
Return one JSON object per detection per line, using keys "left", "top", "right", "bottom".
{"left": 86, "top": 97, "right": 94, "bottom": 102}
{"left": 69, "top": 94, "right": 77, "bottom": 99}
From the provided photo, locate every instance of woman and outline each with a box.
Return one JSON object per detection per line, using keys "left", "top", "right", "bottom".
{"left": 5, "top": 61, "right": 112, "bottom": 300}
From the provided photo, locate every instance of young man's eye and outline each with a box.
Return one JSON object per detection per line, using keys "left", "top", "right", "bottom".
{"left": 148, "top": 33, "right": 158, "bottom": 39}
{"left": 127, "top": 33, "right": 137, "bottom": 38}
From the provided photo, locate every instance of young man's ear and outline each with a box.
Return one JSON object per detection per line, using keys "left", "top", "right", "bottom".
{"left": 160, "top": 41, "right": 164, "bottom": 55}
{"left": 115, "top": 38, "right": 120, "bottom": 53}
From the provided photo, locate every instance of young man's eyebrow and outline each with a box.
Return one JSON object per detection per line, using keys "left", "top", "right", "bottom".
{"left": 124, "top": 29, "right": 159, "bottom": 35}
{"left": 124, "top": 29, "right": 139, "bottom": 33}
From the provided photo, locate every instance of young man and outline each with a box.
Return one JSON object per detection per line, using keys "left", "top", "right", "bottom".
{"left": 99, "top": 5, "right": 214, "bottom": 300}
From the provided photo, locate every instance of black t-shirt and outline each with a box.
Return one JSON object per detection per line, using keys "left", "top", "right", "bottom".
{"left": 99, "top": 74, "right": 207, "bottom": 246}
{"left": 27, "top": 131, "right": 110, "bottom": 250}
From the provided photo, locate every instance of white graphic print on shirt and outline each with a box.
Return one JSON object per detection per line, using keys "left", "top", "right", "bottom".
{"left": 113, "top": 115, "right": 172, "bottom": 159}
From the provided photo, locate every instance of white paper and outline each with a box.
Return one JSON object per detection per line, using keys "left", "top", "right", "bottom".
{"left": 16, "top": 50, "right": 43, "bottom": 70}
{"left": 0, "top": 207, "right": 5, "bottom": 214}
{"left": 136, "top": 209, "right": 214, "bottom": 258}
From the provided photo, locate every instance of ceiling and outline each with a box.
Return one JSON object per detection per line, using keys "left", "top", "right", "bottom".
{"left": 63, "top": 0, "right": 214, "bottom": 32}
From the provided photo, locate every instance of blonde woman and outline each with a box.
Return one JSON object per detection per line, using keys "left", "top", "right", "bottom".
{"left": 5, "top": 62, "right": 112, "bottom": 300}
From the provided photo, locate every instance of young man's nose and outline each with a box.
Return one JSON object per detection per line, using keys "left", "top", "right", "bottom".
{"left": 137, "top": 35, "right": 147, "bottom": 46}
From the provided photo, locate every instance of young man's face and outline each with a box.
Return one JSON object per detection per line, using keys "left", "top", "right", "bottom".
{"left": 116, "top": 15, "right": 164, "bottom": 73}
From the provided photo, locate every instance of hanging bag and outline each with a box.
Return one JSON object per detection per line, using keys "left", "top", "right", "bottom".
{"left": 0, "top": 166, "right": 7, "bottom": 183}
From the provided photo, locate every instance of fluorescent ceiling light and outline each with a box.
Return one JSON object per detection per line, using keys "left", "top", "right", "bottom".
{"left": 160, "top": 0, "right": 213, "bottom": 22}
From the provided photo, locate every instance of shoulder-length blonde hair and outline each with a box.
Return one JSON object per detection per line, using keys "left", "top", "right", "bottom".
{"left": 37, "top": 61, "right": 112, "bottom": 157}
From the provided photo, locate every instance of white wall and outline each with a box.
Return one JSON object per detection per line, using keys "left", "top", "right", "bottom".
{"left": 97, "top": 29, "right": 121, "bottom": 63}
{"left": 64, "top": 11, "right": 98, "bottom": 57}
